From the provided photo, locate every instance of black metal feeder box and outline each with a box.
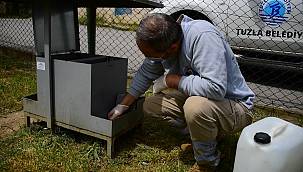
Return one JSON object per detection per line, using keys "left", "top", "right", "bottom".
{"left": 22, "top": 0, "right": 163, "bottom": 158}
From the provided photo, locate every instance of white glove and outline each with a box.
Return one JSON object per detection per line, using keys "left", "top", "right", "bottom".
{"left": 107, "top": 104, "right": 129, "bottom": 120}
{"left": 153, "top": 75, "right": 168, "bottom": 94}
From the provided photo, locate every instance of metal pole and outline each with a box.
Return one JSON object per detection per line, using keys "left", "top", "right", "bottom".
{"left": 87, "top": 6, "right": 96, "bottom": 55}
{"left": 44, "top": 0, "right": 55, "bottom": 129}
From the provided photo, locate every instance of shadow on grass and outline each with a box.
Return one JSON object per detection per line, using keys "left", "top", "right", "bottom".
{"left": 113, "top": 116, "right": 240, "bottom": 172}
{"left": 118, "top": 114, "right": 250, "bottom": 172}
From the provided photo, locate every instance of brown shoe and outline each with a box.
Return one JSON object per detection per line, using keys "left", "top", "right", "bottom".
{"left": 181, "top": 143, "right": 192, "bottom": 152}
{"left": 188, "top": 163, "right": 216, "bottom": 172}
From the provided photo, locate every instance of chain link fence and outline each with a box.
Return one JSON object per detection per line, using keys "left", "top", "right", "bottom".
{"left": 0, "top": 1, "right": 302, "bottom": 114}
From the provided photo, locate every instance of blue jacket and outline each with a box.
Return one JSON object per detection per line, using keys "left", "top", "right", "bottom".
{"left": 128, "top": 15, "right": 255, "bottom": 109}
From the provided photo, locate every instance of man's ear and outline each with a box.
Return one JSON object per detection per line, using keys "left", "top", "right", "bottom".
{"left": 170, "top": 40, "right": 181, "bottom": 51}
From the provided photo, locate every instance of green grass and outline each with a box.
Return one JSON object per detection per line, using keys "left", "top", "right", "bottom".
{"left": 0, "top": 118, "right": 193, "bottom": 171}
{"left": 78, "top": 15, "right": 139, "bottom": 31}
{"left": 0, "top": 50, "right": 36, "bottom": 116}
{"left": 0, "top": 49, "right": 302, "bottom": 171}
{"left": 6, "top": 111, "right": 296, "bottom": 172}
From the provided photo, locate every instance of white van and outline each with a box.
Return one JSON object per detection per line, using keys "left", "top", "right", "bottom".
{"left": 152, "top": 0, "right": 303, "bottom": 66}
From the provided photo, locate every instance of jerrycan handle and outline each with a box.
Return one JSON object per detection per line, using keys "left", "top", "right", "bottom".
{"left": 270, "top": 124, "right": 288, "bottom": 138}
{"left": 254, "top": 124, "right": 288, "bottom": 144}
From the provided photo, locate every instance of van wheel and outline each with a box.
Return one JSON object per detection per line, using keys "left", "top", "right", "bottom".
{"left": 171, "top": 10, "right": 213, "bottom": 24}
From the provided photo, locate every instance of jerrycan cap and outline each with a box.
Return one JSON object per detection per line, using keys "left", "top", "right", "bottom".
{"left": 254, "top": 132, "right": 271, "bottom": 144}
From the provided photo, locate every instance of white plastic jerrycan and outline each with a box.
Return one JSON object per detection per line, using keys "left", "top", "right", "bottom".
{"left": 233, "top": 117, "right": 303, "bottom": 172}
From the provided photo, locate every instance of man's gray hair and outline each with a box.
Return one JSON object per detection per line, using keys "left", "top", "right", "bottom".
{"left": 136, "top": 13, "right": 182, "bottom": 52}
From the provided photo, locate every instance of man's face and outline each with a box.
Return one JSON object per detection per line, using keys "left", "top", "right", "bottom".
{"left": 137, "top": 40, "right": 180, "bottom": 61}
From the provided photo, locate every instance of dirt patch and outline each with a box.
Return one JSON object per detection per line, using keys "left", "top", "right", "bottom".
{"left": 0, "top": 111, "right": 24, "bottom": 139}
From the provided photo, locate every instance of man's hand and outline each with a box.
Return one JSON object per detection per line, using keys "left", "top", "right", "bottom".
{"left": 107, "top": 104, "right": 129, "bottom": 120}
{"left": 165, "top": 74, "right": 182, "bottom": 89}
{"left": 153, "top": 74, "right": 182, "bottom": 94}
{"left": 153, "top": 75, "right": 168, "bottom": 94}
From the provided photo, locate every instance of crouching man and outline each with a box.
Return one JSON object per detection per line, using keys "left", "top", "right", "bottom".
{"left": 108, "top": 13, "right": 255, "bottom": 172}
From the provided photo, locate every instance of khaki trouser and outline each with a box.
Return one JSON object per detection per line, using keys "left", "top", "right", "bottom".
{"left": 143, "top": 90, "right": 253, "bottom": 142}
